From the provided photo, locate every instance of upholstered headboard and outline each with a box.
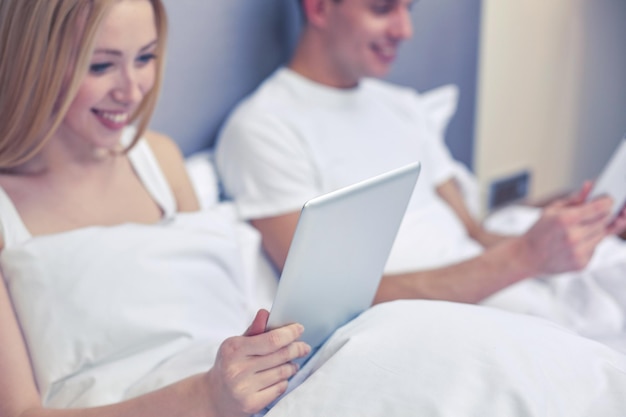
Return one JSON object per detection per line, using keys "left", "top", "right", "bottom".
{"left": 151, "top": 0, "right": 481, "bottom": 169}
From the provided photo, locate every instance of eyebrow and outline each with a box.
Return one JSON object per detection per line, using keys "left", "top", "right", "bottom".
{"left": 94, "top": 39, "right": 158, "bottom": 56}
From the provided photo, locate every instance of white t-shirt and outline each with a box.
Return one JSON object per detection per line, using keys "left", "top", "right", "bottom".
{"left": 216, "top": 68, "right": 483, "bottom": 271}
{"left": 216, "top": 69, "right": 626, "bottom": 349}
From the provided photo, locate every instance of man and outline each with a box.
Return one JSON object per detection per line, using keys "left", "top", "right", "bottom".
{"left": 216, "top": 0, "right": 626, "bottom": 338}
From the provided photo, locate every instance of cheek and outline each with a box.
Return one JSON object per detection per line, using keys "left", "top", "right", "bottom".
{"left": 69, "top": 80, "right": 104, "bottom": 112}
{"left": 64, "top": 89, "right": 94, "bottom": 122}
{"left": 138, "top": 64, "right": 157, "bottom": 93}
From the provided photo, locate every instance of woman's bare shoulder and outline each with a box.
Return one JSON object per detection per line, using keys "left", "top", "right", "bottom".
{"left": 142, "top": 130, "right": 199, "bottom": 212}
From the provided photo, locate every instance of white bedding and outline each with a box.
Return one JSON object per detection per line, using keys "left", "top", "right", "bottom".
{"left": 265, "top": 301, "right": 626, "bottom": 417}
{"left": 483, "top": 206, "right": 626, "bottom": 354}
{"left": 183, "top": 154, "right": 626, "bottom": 415}
{"left": 182, "top": 86, "right": 626, "bottom": 415}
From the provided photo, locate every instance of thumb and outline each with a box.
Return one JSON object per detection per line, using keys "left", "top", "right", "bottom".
{"left": 556, "top": 181, "right": 593, "bottom": 208}
{"left": 575, "top": 180, "right": 594, "bottom": 203}
{"left": 243, "top": 309, "right": 270, "bottom": 336}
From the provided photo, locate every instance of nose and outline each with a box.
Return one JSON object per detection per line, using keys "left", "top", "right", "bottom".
{"left": 390, "top": 7, "right": 413, "bottom": 41}
{"left": 112, "top": 67, "right": 144, "bottom": 106}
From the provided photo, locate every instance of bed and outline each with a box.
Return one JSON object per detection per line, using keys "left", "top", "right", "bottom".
{"left": 179, "top": 82, "right": 626, "bottom": 417}
{"left": 148, "top": 2, "right": 626, "bottom": 415}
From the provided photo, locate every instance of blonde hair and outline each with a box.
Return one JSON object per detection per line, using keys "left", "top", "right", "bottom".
{"left": 0, "top": 0, "right": 168, "bottom": 169}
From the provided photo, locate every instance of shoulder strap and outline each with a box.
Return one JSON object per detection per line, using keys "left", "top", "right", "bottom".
{"left": 127, "top": 137, "right": 177, "bottom": 219}
{"left": 0, "top": 186, "right": 32, "bottom": 248}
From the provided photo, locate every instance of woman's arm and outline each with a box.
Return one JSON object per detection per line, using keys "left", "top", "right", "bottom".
{"left": 1, "top": 273, "right": 309, "bottom": 417}
{"left": 0, "top": 269, "right": 42, "bottom": 417}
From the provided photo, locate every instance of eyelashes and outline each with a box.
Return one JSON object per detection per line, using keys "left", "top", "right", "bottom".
{"left": 89, "top": 53, "right": 157, "bottom": 75}
{"left": 137, "top": 53, "right": 157, "bottom": 64}
{"left": 89, "top": 62, "right": 113, "bottom": 74}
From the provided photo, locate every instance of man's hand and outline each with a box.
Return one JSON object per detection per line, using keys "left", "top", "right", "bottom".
{"left": 576, "top": 180, "right": 626, "bottom": 237}
{"left": 607, "top": 203, "right": 626, "bottom": 237}
{"left": 206, "top": 310, "right": 310, "bottom": 417}
{"left": 471, "top": 228, "right": 512, "bottom": 249}
{"left": 520, "top": 184, "right": 614, "bottom": 276}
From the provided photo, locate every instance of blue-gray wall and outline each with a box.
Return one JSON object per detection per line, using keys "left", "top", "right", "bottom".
{"left": 387, "top": 0, "right": 481, "bottom": 169}
{"left": 572, "top": 1, "right": 626, "bottom": 185}
{"left": 151, "top": 0, "right": 481, "bottom": 169}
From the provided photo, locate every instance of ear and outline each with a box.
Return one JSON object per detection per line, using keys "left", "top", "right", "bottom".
{"left": 301, "top": 0, "right": 335, "bottom": 27}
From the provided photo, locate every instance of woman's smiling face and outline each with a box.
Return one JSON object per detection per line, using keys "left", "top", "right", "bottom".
{"left": 56, "top": 0, "right": 158, "bottom": 151}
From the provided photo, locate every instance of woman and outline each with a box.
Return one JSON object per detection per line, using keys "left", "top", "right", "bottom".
{"left": 1, "top": 1, "right": 626, "bottom": 417}
{"left": 0, "top": 1, "right": 308, "bottom": 415}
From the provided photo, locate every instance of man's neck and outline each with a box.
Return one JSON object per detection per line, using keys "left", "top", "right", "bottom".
{"left": 288, "top": 32, "right": 360, "bottom": 89}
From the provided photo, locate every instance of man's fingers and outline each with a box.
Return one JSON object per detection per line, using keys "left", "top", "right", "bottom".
{"left": 607, "top": 208, "right": 626, "bottom": 235}
{"left": 577, "top": 180, "right": 594, "bottom": 203}
{"left": 564, "top": 198, "right": 613, "bottom": 226}
{"left": 574, "top": 226, "right": 607, "bottom": 264}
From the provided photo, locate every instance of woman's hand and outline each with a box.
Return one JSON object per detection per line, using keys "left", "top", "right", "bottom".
{"left": 205, "top": 309, "right": 311, "bottom": 417}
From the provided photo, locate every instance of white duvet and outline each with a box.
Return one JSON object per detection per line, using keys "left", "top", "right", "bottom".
{"left": 182, "top": 158, "right": 626, "bottom": 416}
{"left": 182, "top": 85, "right": 626, "bottom": 415}
{"left": 264, "top": 300, "right": 626, "bottom": 417}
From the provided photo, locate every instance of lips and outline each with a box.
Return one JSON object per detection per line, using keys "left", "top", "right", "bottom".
{"left": 372, "top": 43, "right": 398, "bottom": 63}
{"left": 92, "top": 109, "right": 130, "bottom": 130}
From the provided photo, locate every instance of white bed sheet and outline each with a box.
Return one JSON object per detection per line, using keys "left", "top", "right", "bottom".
{"left": 483, "top": 205, "right": 626, "bottom": 354}
{"left": 264, "top": 300, "right": 626, "bottom": 417}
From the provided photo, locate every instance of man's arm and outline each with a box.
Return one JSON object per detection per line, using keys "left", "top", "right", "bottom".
{"left": 252, "top": 194, "right": 615, "bottom": 304}
{"left": 435, "top": 178, "right": 510, "bottom": 248}
{"left": 252, "top": 213, "right": 300, "bottom": 271}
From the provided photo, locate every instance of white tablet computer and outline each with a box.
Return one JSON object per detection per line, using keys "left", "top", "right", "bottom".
{"left": 266, "top": 161, "right": 421, "bottom": 351}
{"left": 588, "top": 136, "right": 626, "bottom": 219}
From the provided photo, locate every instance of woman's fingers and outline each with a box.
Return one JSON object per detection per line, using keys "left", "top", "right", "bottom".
{"left": 242, "top": 323, "right": 305, "bottom": 357}
{"left": 244, "top": 309, "right": 270, "bottom": 337}
{"left": 208, "top": 322, "right": 310, "bottom": 415}
{"left": 252, "top": 340, "right": 311, "bottom": 373}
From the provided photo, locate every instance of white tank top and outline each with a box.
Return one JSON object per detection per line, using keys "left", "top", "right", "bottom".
{"left": 0, "top": 129, "right": 176, "bottom": 247}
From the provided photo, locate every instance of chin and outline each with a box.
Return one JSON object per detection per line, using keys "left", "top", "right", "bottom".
{"left": 365, "top": 68, "right": 391, "bottom": 80}
{"left": 363, "top": 62, "right": 393, "bottom": 79}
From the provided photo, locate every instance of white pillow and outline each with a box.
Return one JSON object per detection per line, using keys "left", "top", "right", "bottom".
{"left": 419, "top": 83, "right": 460, "bottom": 138}
{"left": 185, "top": 152, "right": 279, "bottom": 309}
{"left": 420, "top": 84, "right": 481, "bottom": 218}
